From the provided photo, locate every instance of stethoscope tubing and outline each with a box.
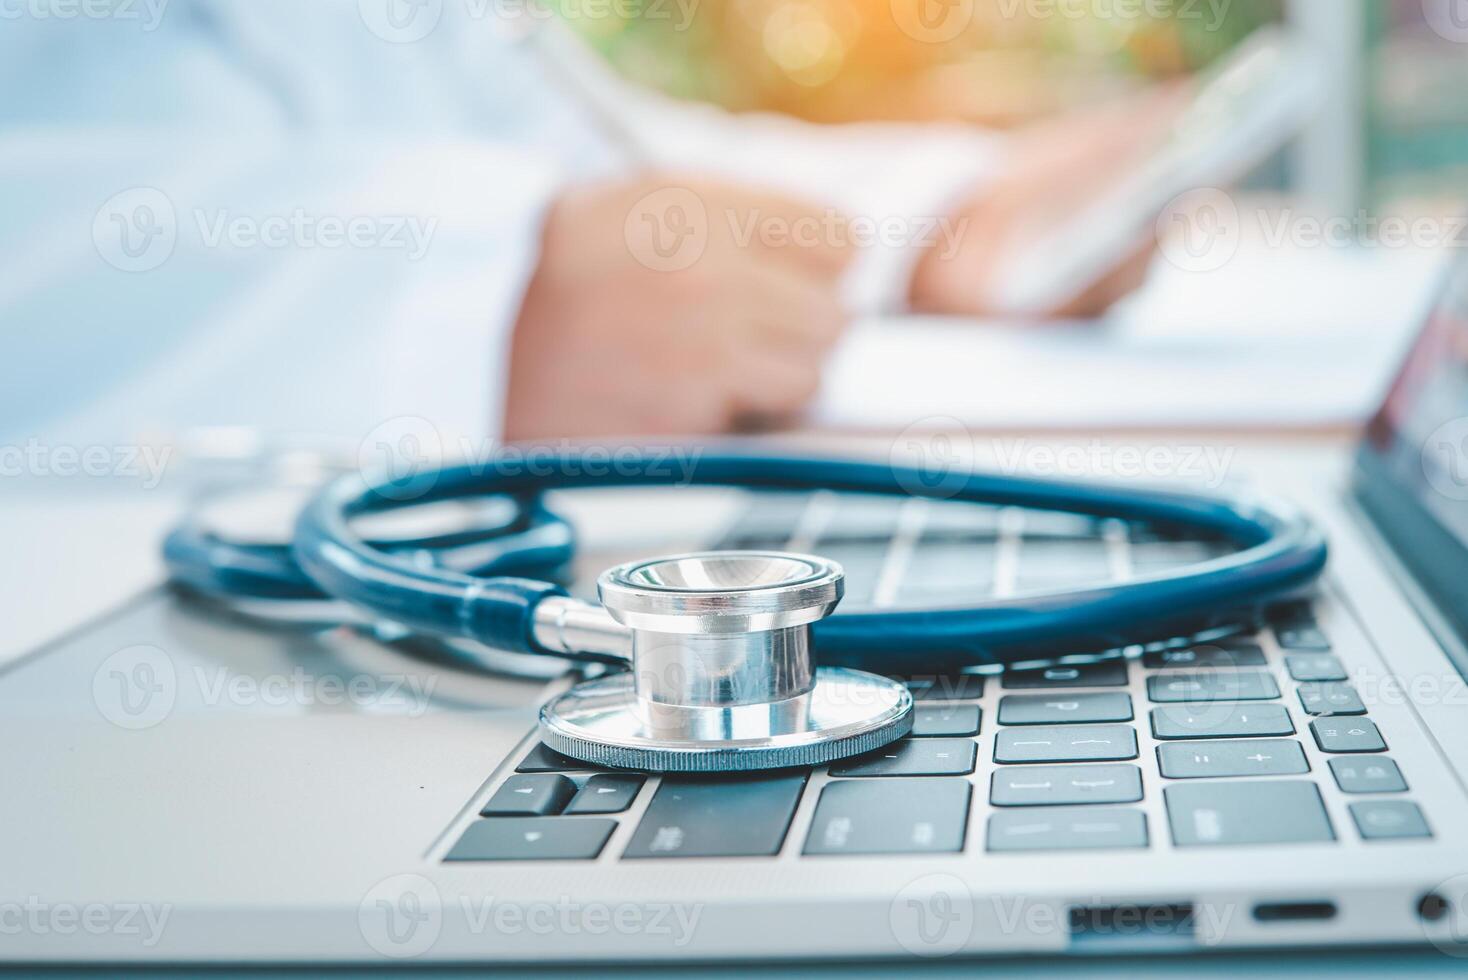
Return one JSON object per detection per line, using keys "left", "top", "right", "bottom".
{"left": 289, "top": 451, "right": 1328, "bottom": 669}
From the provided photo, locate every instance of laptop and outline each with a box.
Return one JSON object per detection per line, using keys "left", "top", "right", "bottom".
{"left": 5, "top": 256, "right": 1468, "bottom": 964}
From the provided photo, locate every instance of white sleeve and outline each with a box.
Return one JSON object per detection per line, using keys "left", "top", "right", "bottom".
{"left": 0, "top": 1, "right": 576, "bottom": 454}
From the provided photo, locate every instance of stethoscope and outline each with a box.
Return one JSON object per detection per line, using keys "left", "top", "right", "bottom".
{"left": 164, "top": 449, "right": 1328, "bottom": 773}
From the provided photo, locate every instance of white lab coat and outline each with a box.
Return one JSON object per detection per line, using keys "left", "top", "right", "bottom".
{"left": 0, "top": 0, "right": 999, "bottom": 452}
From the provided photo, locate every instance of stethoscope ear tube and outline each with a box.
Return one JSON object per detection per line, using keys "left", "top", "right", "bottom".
{"left": 286, "top": 451, "right": 1329, "bottom": 669}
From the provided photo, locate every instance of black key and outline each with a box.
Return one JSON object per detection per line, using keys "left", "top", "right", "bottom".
{"left": 623, "top": 774, "right": 806, "bottom": 858}
{"left": 907, "top": 674, "right": 986, "bottom": 701}
{"left": 994, "top": 725, "right": 1137, "bottom": 764}
{"left": 565, "top": 774, "right": 645, "bottom": 814}
{"left": 1150, "top": 703, "right": 1294, "bottom": 739}
{"left": 1276, "top": 626, "right": 1331, "bottom": 651}
{"left": 1267, "top": 599, "right": 1317, "bottom": 627}
{"left": 830, "top": 738, "right": 976, "bottom": 777}
{"left": 990, "top": 764, "right": 1142, "bottom": 806}
{"left": 1350, "top": 801, "right": 1431, "bottom": 840}
{"left": 1329, "top": 757, "right": 1408, "bottom": 794}
{"left": 987, "top": 807, "right": 1148, "bottom": 852}
{"left": 1166, "top": 782, "right": 1334, "bottom": 846}
{"left": 1310, "top": 718, "right": 1386, "bottom": 753}
{"left": 446, "top": 817, "right": 616, "bottom": 861}
{"left": 1285, "top": 654, "right": 1347, "bottom": 682}
{"left": 1157, "top": 739, "right": 1309, "bottom": 779}
{"left": 1143, "top": 642, "right": 1266, "bottom": 669}
{"left": 1002, "top": 661, "right": 1128, "bottom": 689}
{"left": 997, "top": 693, "right": 1133, "bottom": 725}
{"left": 1297, "top": 682, "right": 1366, "bottom": 716}
{"left": 912, "top": 703, "right": 981, "bottom": 737}
{"left": 803, "top": 778, "right": 970, "bottom": 855}
{"left": 481, "top": 773, "right": 578, "bottom": 816}
{"left": 1147, "top": 671, "right": 1280, "bottom": 703}
{"left": 516, "top": 743, "right": 594, "bottom": 773}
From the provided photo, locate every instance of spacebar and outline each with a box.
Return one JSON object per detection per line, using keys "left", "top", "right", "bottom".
{"left": 623, "top": 774, "right": 807, "bottom": 858}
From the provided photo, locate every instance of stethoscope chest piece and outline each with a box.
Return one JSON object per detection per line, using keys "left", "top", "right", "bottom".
{"left": 537, "top": 552, "right": 913, "bottom": 772}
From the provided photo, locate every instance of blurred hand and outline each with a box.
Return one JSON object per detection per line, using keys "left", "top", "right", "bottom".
{"left": 505, "top": 175, "right": 852, "bottom": 441}
{"left": 909, "top": 85, "right": 1191, "bottom": 320}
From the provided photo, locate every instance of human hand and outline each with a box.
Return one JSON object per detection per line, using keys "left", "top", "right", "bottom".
{"left": 504, "top": 175, "right": 852, "bottom": 441}
{"left": 909, "top": 85, "right": 1190, "bottom": 320}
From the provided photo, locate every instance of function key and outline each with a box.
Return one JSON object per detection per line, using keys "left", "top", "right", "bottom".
{"left": 623, "top": 774, "right": 807, "bottom": 859}
{"left": 1143, "top": 642, "right": 1266, "bottom": 670}
{"left": 1276, "top": 627, "right": 1331, "bottom": 651}
{"left": 830, "top": 738, "right": 977, "bottom": 777}
{"left": 1310, "top": 718, "right": 1387, "bottom": 753}
{"left": 481, "top": 773, "right": 578, "bottom": 816}
{"left": 907, "top": 674, "right": 986, "bottom": 701}
{"left": 912, "top": 703, "right": 981, "bottom": 737}
{"left": 987, "top": 807, "right": 1147, "bottom": 852}
{"left": 565, "top": 774, "right": 645, "bottom": 815}
{"left": 994, "top": 725, "right": 1137, "bottom": 764}
{"left": 1297, "top": 682, "right": 1366, "bottom": 716}
{"left": 804, "top": 778, "right": 970, "bottom": 855}
{"left": 1285, "top": 654, "right": 1347, "bottom": 682}
{"left": 1002, "top": 661, "right": 1128, "bottom": 689}
{"left": 1166, "top": 781, "right": 1334, "bottom": 847}
{"left": 990, "top": 764, "right": 1143, "bottom": 806}
{"left": 1147, "top": 671, "right": 1280, "bottom": 703}
{"left": 997, "top": 693, "right": 1133, "bottom": 726}
{"left": 1150, "top": 703, "right": 1293, "bottom": 739}
{"left": 1349, "top": 801, "right": 1431, "bottom": 840}
{"left": 446, "top": 817, "right": 616, "bottom": 861}
{"left": 516, "top": 743, "right": 595, "bottom": 773}
{"left": 1329, "top": 757, "right": 1407, "bottom": 794}
{"left": 1157, "top": 739, "right": 1309, "bottom": 779}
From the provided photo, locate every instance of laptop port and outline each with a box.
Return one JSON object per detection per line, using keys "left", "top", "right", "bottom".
{"left": 1253, "top": 901, "right": 1337, "bottom": 923}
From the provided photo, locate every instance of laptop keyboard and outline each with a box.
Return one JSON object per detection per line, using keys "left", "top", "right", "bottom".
{"left": 443, "top": 492, "right": 1434, "bottom": 862}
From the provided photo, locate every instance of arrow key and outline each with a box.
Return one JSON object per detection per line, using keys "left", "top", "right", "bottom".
{"left": 481, "top": 773, "right": 578, "bottom": 816}
{"left": 566, "top": 774, "right": 646, "bottom": 814}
